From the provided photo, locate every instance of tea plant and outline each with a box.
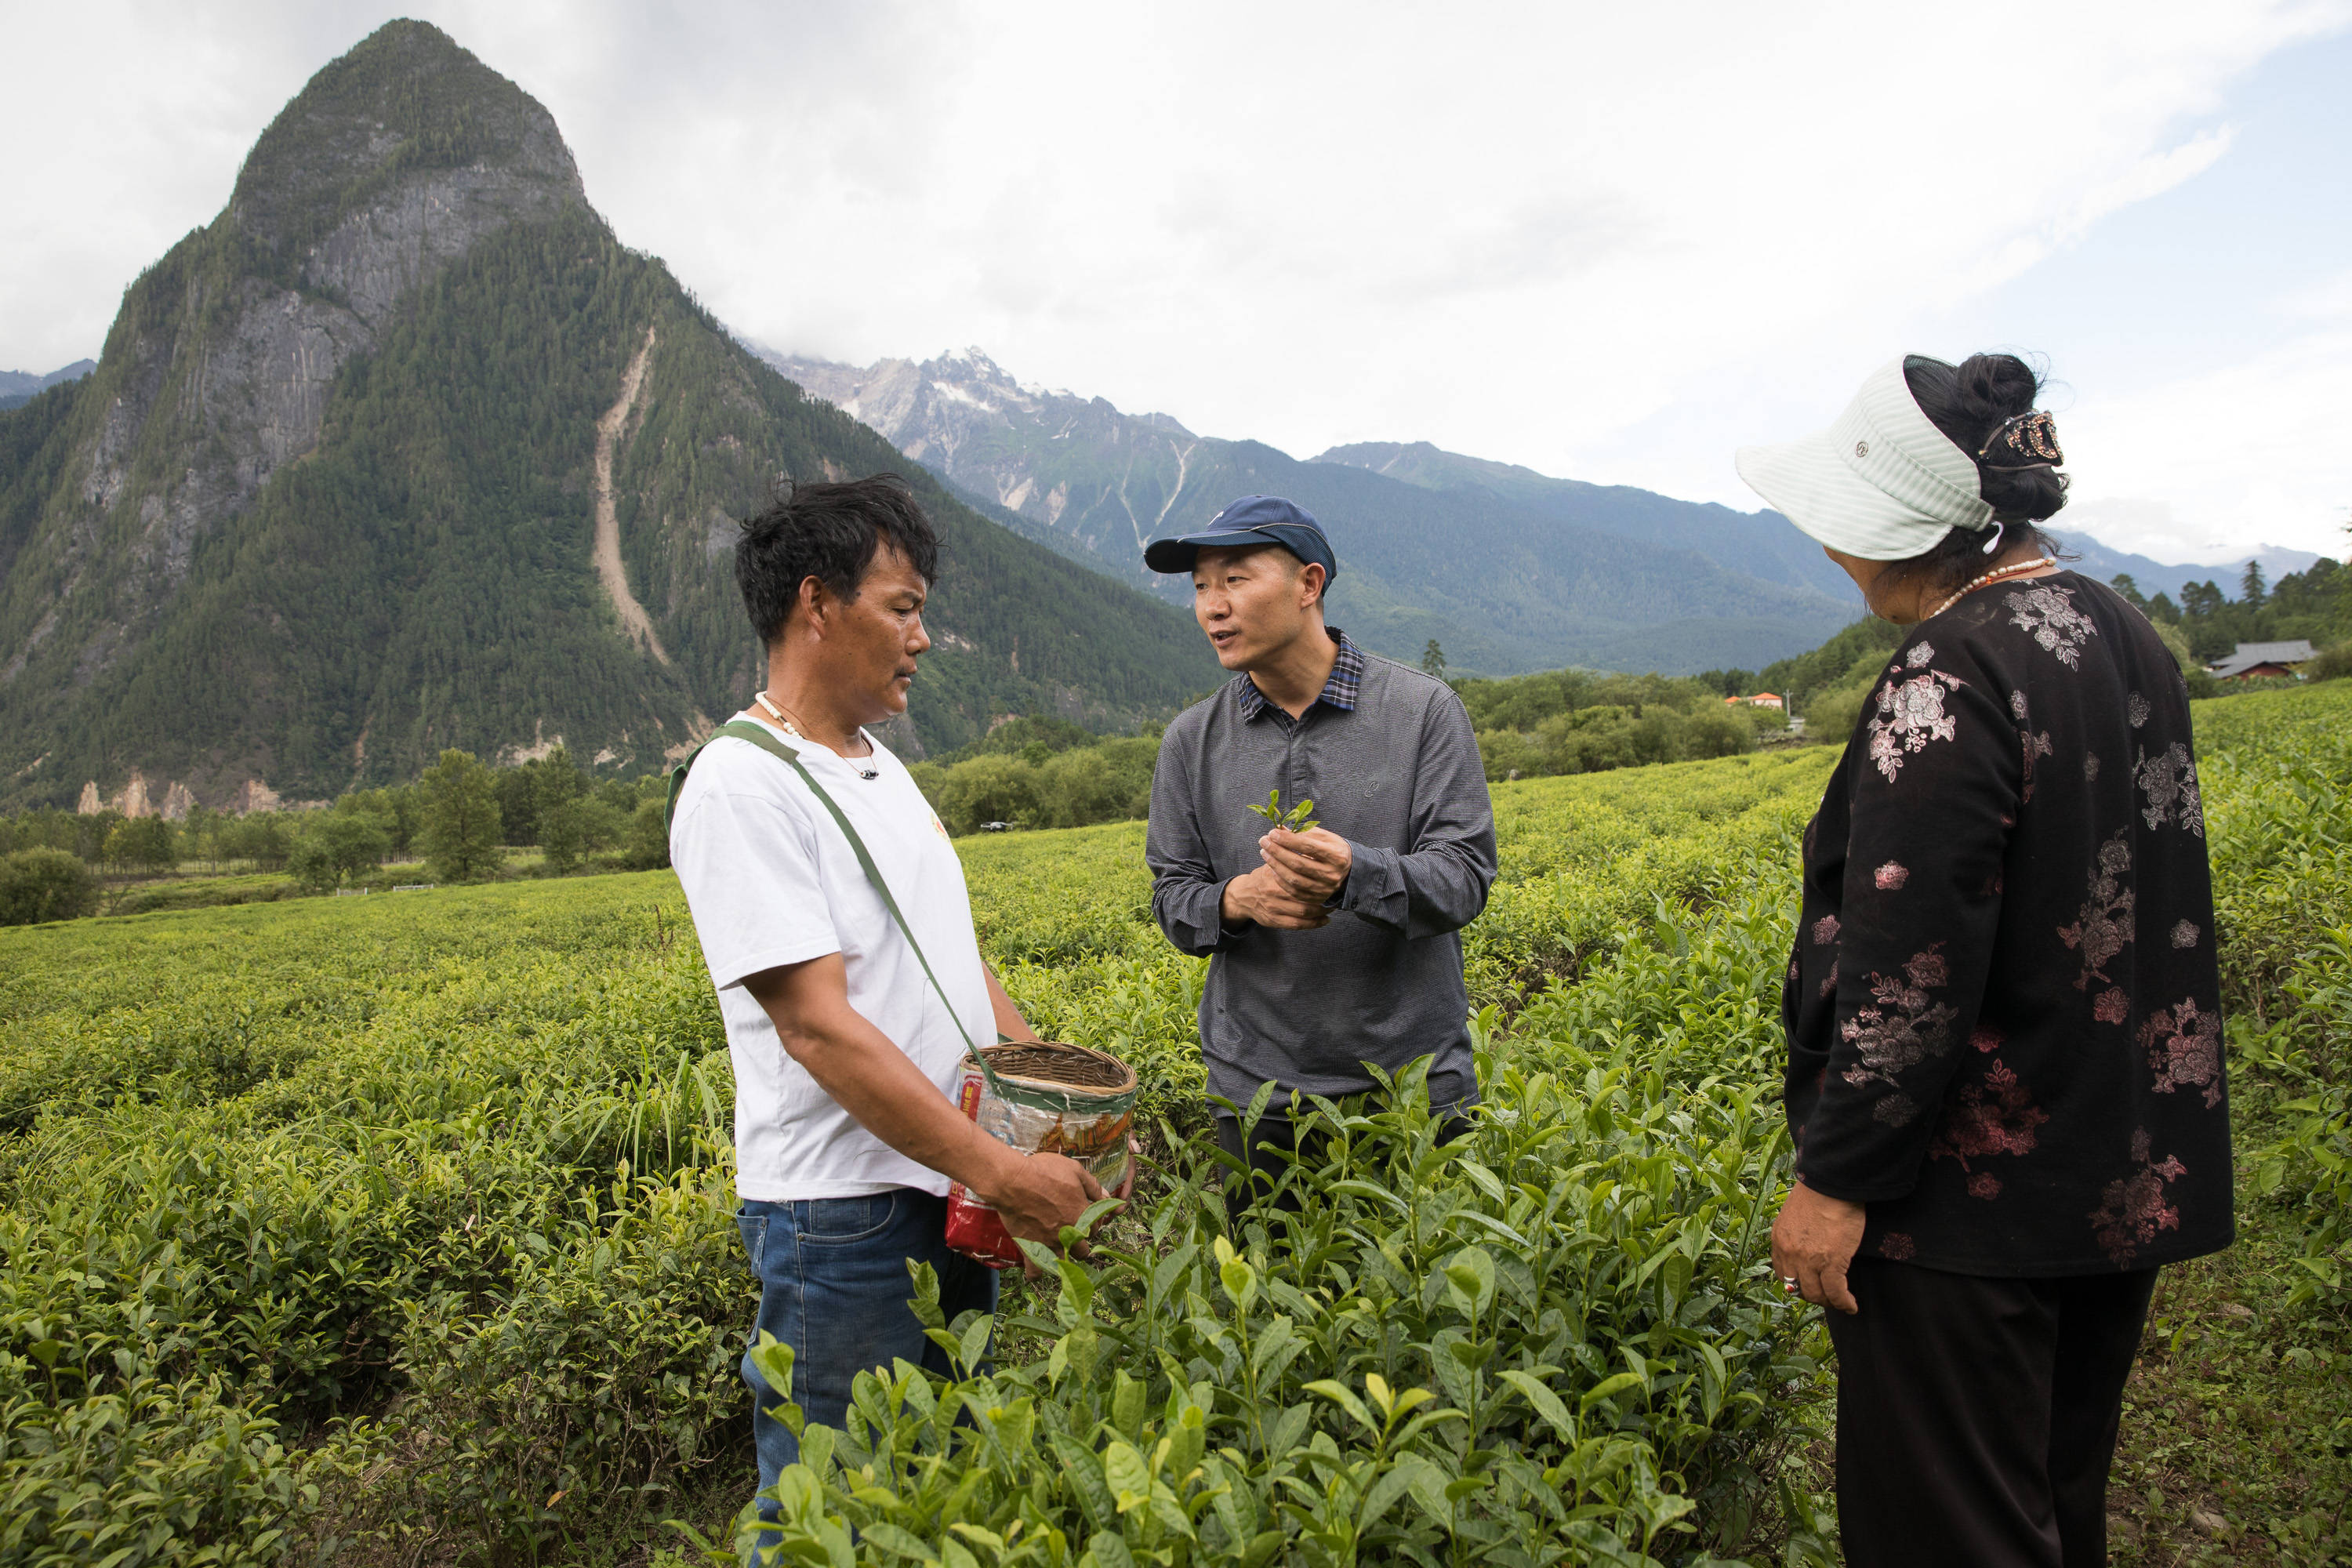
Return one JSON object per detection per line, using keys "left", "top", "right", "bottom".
{"left": 710, "top": 1037, "right": 1822, "bottom": 1566}
{"left": 0, "top": 686, "right": 2346, "bottom": 1564}
{"left": 1246, "top": 789, "right": 1319, "bottom": 834}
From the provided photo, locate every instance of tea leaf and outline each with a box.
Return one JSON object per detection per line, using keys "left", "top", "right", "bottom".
{"left": 1103, "top": 1439, "right": 1152, "bottom": 1512}
{"left": 861, "top": 1523, "right": 934, "bottom": 1560}
{"left": 1111, "top": 1370, "right": 1147, "bottom": 1439}
{"left": 1051, "top": 1433, "right": 1116, "bottom": 1534}
{"left": 1497, "top": 1370, "right": 1577, "bottom": 1443}
{"left": 1301, "top": 1378, "right": 1374, "bottom": 1437}
{"left": 1218, "top": 1254, "right": 1259, "bottom": 1312}
{"left": 1579, "top": 1371, "right": 1649, "bottom": 1412}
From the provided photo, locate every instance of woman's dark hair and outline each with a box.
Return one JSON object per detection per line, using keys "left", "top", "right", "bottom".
{"left": 1882, "top": 353, "right": 2071, "bottom": 604}
{"left": 735, "top": 474, "right": 942, "bottom": 645}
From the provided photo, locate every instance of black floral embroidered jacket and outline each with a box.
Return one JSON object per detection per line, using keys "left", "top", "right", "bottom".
{"left": 1785, "top": 572, "right": 2234, "bottom": 1276}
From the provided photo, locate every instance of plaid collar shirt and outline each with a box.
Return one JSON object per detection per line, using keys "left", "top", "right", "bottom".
{"left": 1236, "top": 627, "right": 1364, "bottom": 731}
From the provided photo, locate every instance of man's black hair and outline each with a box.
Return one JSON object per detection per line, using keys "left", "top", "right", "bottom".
{"left": 735, "top": 474, "right": 942, "bottom": 645}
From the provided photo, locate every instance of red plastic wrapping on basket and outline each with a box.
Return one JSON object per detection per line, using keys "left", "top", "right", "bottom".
{"left": 945, "top": 1043, "right": 1136, "bottom": 1269}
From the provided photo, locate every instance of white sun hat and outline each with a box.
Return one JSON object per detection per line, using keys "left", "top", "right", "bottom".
{"left": 1735, "top": 356, "right": 1996, "bottom": 561}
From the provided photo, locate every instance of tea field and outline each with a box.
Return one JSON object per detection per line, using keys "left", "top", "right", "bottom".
{"left": 1, "top": 689, "right": 2346, "bottom": 1566}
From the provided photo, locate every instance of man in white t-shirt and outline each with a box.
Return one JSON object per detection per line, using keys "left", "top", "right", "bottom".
{"left": 666, "top": 475, "right": 1103, "bottom": 1515}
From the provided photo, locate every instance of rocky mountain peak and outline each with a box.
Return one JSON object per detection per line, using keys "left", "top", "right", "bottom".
{"left": 64, "top": 20, "right": 594, "bottom": 576}
{"left": 0, "top": 20, "right": 606, "bottom": 807}
{"left": 229, "top": 20, "right": 583, "bottom": 256}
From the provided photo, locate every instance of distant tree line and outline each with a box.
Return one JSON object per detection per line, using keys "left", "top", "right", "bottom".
{"left": 2108, "top": 556, "right": 2349, "bottom": 665}
{"left": 907, "top": 716, "right": 1160, "bottom": 837}
{"left": 1454, "top": 668, "right": 1782, "bottom": 781}
{"left": 0, "top": 746, "right": 673, "bottom": 927}
{"left": 903, "top": 668, "right": 1791, "bottom": 835}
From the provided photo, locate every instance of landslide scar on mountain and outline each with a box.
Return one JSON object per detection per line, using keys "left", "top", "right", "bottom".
{"left": 594, "top": 326, "right": 671, "bottom": 665}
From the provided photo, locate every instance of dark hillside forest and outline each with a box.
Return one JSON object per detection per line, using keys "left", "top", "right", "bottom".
{"left": 0, "top": 22, "right": 1219, "bottom": 812}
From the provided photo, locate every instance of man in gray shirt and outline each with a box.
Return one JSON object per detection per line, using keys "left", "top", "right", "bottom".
{"left": 1142, "top": 495, "right": 1497, "bottom": 1206}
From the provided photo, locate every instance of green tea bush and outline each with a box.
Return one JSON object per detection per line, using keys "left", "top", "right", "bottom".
{"left": 1, "top": 686, "right": 2346, "bottom": 1564}
{"left": 707, "top": 869, "right": 1824, "bottom": 1566}
{"left": 346, "top": 1168, "right": 752, "bottom": 1550}
{"left": 0, "top": 1367, "right": 325, "bottom": 1567}
{"left": 2195, "top": 684, "right": 2352, "bottom": 1319}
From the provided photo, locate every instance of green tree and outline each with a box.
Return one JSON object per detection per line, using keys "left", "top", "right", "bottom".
{"left": 0, "top": 848, "right": 97, "bottom": 925}
{"left": 1421, "top": 640, "right": 1447, "bottom": 679}
{"left": 289, "top": 813, "right": 392, "bottom": 891}
{"left": 936, "top": 754, "right": 1041, "bottom": 835}
{"left": 338, "top": 786, "right": 420, "bottom": 857}
{"left": 102, "top": 817, "right": 178, "bottom": 877}
{"left": 2151, "top": 619, "right": 2218, "bottom": 699}
{"left": 622, "top": 797, "right": 670, "bottom": 870}
{"left": 2241, "top": 559, "right": 2267, "bottom": 607}
{"left": 2110, "top": 573, "right": 2147, "bottom": 612}
{"left": 220, "top": 813, "right": 293, "bottom": 871}
{"left": 1036, "top": 746, "right": 1151, "bottom": 829}
{"left": 418, "top": 750, "right": 504, "bottom": 882}
{"left": 2180, "top": 581, "right": 2227, "bottom": 619}
{"left": 532, "top": 746, "right": 591, "bottom": 871}
{"left": 579, "top": 796, "right": 627, "bottom": 855}
{"left": 493, "top": 765, "right": 541, "bottom": 847}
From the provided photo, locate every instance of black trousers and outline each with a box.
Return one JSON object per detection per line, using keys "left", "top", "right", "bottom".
{"left": 1826, "top": 1258, "right": 2158, "bottom": 1568}
{"left": 1214, "top": 1109, "right": 1326, "bottom": 1225}
{"left": 1214, "top": 1100, "right": 1470, "bottom": 1228}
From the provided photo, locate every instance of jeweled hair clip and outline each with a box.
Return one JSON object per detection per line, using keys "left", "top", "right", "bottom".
{"left": 1978, "top": 409, "right": 2063, "bottom": 470}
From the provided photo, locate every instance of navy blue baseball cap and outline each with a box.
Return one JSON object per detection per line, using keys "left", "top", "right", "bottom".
{"left": 1143, "top": 495, "right": 1338, "bottom": 584}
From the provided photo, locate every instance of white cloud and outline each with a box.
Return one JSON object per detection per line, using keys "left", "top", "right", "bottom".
{"left": 2059, "top": 126, "right": 2238, "bottom": 245}
{"left": 2060, "top": 325, "right": 2352, "bottom": 559}
{"left": 2, "top": 0, "right": 2346, "bottom": 562}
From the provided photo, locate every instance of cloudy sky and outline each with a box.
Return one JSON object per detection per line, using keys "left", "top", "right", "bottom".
{"left": 5, "top": 0, "right": 2347, "bottom": 563}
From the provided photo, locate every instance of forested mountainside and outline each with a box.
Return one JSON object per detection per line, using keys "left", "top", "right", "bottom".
{"left": 0, "top": 23, "right": 1218, "bottom": 813}
{"left": 1314, "top": 440, "right": 1859, "bottom": 601}
{"left": 764, "top": 347, "right": 1858, "bottom": 677}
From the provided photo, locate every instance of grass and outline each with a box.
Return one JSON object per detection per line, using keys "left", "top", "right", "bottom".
{"left": 2109, "top": 1236, "right": 2352, "bottom": 1564}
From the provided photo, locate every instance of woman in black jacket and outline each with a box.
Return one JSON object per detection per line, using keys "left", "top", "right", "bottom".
{"left": 1737, "top": 353, "right": 2232, "bottom": 1567}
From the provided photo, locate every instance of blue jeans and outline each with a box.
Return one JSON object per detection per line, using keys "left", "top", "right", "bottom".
{"left": 735, "top": 1189, "right": 997, "bottom": 1504}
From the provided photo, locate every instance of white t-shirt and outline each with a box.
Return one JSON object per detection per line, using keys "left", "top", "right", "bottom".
{"left": 668, "top": 724, "right": 991, "bottom": 1201}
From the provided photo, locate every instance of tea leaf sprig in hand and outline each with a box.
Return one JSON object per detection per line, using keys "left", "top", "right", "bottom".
{"left": 1246, "top": 788, "right": 1318, "bottom": 833}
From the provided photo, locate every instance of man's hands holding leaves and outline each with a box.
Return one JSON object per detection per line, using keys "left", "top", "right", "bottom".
{"left": 1260, "top": 826, "right": 1352, "bottom": 905}
{"left": 971, "top": 1146, "right": 1106, "bottom": 1277}
{"left": 1219, "top": 825, "right": 1352, "bottom": 929}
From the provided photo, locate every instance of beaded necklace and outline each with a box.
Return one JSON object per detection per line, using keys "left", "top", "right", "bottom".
{"left": 1927, "top": 556, "right": 2057, "bottom": 621}
{"left": 753, "top": 691, "right": 879, "bottom": 779}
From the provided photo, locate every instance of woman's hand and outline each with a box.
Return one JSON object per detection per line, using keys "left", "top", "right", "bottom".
{"left": 1770, "top": 1179, "right": 1866, "bottom": 1314}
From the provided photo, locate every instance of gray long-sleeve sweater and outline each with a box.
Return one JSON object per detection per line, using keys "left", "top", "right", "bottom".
{"left": 1145, "top": 644, "right": 1497, "bottom": 1113}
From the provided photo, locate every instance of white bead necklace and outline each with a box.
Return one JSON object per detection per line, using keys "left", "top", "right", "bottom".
{"left": 752, "top": 689, "right": 807, "bottom": 738}
{"left": 1927, "top": 556, "right": 2057, "bottom": 620}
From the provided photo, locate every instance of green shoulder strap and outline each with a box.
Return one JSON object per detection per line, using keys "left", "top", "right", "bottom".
{"left": 667, "top": 720, "right": 980, "bottom": 1058}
